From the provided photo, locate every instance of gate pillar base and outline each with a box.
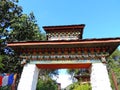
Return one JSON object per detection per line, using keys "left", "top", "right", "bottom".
{"left": 90, "top": 63, "right": 112, "bottom": 90}
{"left": 17, "top": 64, "right": 39, "bottom": 90}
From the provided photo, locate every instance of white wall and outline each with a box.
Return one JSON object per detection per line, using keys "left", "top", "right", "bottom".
{"left": 17, "top": 64, "right": 39, "bottom": 90}
{"left": 91, "top": 63, "right": 112, "bottom": 90}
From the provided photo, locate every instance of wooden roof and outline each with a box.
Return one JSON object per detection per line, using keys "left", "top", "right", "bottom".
{"left": 43, "top": 24, "right": 85, "bottom": 39}
{"left": 7, "top": 37, "right": 120, "bottom": 47}
{"left": 7, "top": 37, "right": 120, "bottom": 55}
{"left": 43, "top": 24, "right": 85, "bottom": 31}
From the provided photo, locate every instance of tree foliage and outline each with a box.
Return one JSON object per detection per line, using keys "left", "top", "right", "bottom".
{"left": 0, "top": 0, "right": 23, "bottom": 72}
{"left": 9, "top": 12, "right": 44, "bottom": 41}
{"left": 0, "top": 0, "right": 22, "bottom": 54}
{"left": 36, "top": 75, "right": 58, "bottom": 90}
{"left": 107, "top": 48, "right": 120, "bottom": 89}
{"left": 66, "top": 82, "right": 91, "bottom": 90}
{"left": 0, "top": 0, "right": 22, "bottom": 35}
{"left": 36, "top": 69, "right": 59, "bottom": 90}
{"left": 0, "top": 0, "right": 46, "bottom": 72}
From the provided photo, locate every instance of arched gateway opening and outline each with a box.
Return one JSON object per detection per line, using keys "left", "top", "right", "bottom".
{"left": 8, "top": 24, "right": 120, "bottom": 90}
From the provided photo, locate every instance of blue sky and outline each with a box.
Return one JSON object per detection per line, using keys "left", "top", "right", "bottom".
{"left": 18, "top": 0, "right": 120, "bottom": 39}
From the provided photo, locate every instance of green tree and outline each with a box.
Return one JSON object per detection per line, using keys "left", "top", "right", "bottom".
{"left": 0, "top": 0, "right": 22, "bottom": 89}
{"left": 0, "top": 55, "right": 4, "bottom": 68}
{"left": 36, "top": 69, "right": 58, "bottom": 90}
{"left": 0, "top": 0, "right": 45, "bottom": 73}
{"left": 9, "top": 12, "right": 45, "bottom": 41}
{"left": 0, "top": 0, "right": 22, "bottom": 69}
{"left": 0, "top": 0, "right": 22, "bottom": 38}
{"left": 107, "top": 48, "right": 120, "bottom": 89}
{"left": 36, "top": 75, "right": 58, "bottom": 90}
{"left": 66, "top": 82, "right": 91, "bottom": 90}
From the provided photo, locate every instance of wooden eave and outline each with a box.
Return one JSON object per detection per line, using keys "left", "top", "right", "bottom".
{"left": 7, "top": 37, "right": 120, "bottom": 47}
{"left": 7, "top": 37, "right": 120, "bottom": 55}
{"left": 43, "top": 24, "right": 85, "bottom": 31}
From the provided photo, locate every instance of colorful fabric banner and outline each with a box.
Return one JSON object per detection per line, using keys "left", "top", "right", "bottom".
{"left": 0, "top": 76, "right": 3, "bottom": 86}
{"left": 2, "top": 75, "right": 9, "bottom": 86}
{"left": 8, "top": 74, "right": 14, "bottom": 86}
{"left": 0, "top": 73, "right": 15, "bottom": 87}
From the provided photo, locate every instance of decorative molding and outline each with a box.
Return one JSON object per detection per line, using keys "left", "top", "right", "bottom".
{"left": 30, "top": 60, "right": 101, "bottom": 64}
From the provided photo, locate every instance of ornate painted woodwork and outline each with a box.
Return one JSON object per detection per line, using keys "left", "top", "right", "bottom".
{"left": 16, "top": 47, "right": 110, "bottom": 61}
{"left": 43, "top": 24, "right": 84, "bottom": 40}
{"left": 7, "top": 24, "right": 120, "bottom": 68}
{"left": 46, "top": 31, "right": 81, "bottom": 40}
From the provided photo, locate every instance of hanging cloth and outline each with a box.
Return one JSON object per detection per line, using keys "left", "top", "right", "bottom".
{"left": 0, "top": 76, "right": 3, "bottom": 86}
{"left": 8, "top": 74, "right": 14, "bottom": 86}
{"left": 2, "top": 75, "right": 9, "bottom": 87}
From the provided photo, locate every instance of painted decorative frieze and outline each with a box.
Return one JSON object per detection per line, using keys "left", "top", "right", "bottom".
{"left": 47, "top": 31, "right": 81, "bottom": 40}
{"left": 17, "top": 47, "right": 110, "bottom": 62}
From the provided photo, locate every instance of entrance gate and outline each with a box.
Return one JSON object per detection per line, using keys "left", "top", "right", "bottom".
{"left": 8, "top": 24, "right": 120, "bottom": 90}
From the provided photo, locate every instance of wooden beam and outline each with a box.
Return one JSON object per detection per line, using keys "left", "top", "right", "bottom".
{"left": 36, "top": 63, "right": 91, "bottom": 69}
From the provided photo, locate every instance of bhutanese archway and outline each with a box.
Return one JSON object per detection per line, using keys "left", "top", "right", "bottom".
{"left": 7, "top": 24, "right": 120, "bottom": 90}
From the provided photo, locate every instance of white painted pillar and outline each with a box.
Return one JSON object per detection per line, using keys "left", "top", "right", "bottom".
{"left": 90, "top": 63, "right": 112, "bottom": 90}
{"left": 17, "top": 64, "right": 39, "bottom": 90}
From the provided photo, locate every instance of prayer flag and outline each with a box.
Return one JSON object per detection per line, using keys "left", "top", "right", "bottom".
{"left": 8, "top": 74, "right": 14, "bottom": 86}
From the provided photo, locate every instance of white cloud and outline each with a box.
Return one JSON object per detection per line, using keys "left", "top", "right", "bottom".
{"left": 56, "top": 74, "right": 72, "bottom": 89}
{"left": 52, "top": 69, "right": 73, "bottom": 89}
